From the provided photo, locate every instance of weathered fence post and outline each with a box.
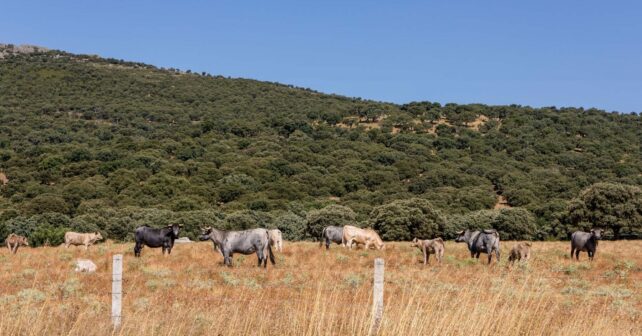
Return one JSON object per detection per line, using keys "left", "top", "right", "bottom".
{"left": 369, "top": 258, "right": 384, "bottom": 336}
{"left": 111, "top": 254, "right": 123, "bottom": 329}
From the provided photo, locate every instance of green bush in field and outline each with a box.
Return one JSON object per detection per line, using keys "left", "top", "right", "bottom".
{"left": 371, "top": 198, "right": 446, "bottom": 241}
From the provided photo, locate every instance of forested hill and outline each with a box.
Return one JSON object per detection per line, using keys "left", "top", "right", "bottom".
{"left": 1, "top": 44, "right": 640, "bottom": 244}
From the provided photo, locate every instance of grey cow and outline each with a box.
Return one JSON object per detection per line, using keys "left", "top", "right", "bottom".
{"left": 570, "top": 229, "right": 603, "bottom": 261}
{"left": 455, "top": 229, "right": 501, "bottom": 264}
{"left": 199, "top": 227, "right": 275, "bottom": 268}
{"left": 319, "top": 226, "right": 344, "bottom": 250}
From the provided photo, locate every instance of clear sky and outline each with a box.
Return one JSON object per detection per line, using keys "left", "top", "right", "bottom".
{"left": 2, "top": 1, "right": 641, "bottom": 113}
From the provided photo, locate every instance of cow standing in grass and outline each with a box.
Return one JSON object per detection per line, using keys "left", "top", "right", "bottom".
{"left": 342, "top": 225, "right": 385, "bottom": 250}
{"left": 455, "top": 229, "right": 500, "bottom": 264}
{"left": 319, "top": 226, "right": 343, "bottom": 250}
{"left": 5, "top": 233, "right": 29, "bottom": 254}
{"left": 134, "top": 224, "right": 182, "bottom": 257}
{"left": 411, "top": 237, "right": 445, "bottom": 265}
{"left": 268, "top": 229, "right": 283, "bottom": 252}
{"left": 199, "top": 227, "right": 275, "bottom": 268}
{"left": 508, "top": 242, "right": 531, "bottom": 265}
{"left": 64, "top": 231, "right": 103, "bottom": 250}
{"left": 570, "top": 229, "right": 603, "bottom": 261}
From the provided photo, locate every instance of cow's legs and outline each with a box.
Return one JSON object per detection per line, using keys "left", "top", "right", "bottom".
{"left": 495, "top": 249, "right": 500, "bottom": 262}
{"left": 575, "top": 249, "right": 580, "bottom": 261}
{"left": 224, "top": 251, "right": 233, "bottom": 267}
{"left": 475, "top": 252, "right": 481, "bottom": 259}
{"left": 257, "top": 249, "right": 264, "bottom": 267}
{"left": 570, "top": 247, "right": 575, "bottom": 260}
{"left": 426, "top": 253, "right": 430, "bottom": 265}
{"left": 588, "top": 251, "right": 594, "bottom": 261}
{"left": 325, "top": 238, "right": 330, "bottom": 250}
{"left": 134, "top": 242, "right": 142, "bottom": 257}
{"left": 488, "top": 253, "right": 493, "bottom": 264}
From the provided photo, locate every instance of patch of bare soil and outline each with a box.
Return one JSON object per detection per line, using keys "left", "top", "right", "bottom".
{"left": 493, "top": 195, "right": 511, "bottom": 209}
{"left": 466, "top": 115, "right": 489, "bottom": 131}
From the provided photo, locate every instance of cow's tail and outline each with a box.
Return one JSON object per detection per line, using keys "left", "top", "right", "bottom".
{"left": 319, "top": 227, "right": 326, "bottom": 248}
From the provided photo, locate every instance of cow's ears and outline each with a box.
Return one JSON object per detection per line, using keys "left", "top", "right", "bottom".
{"left": 456, "top": 230, "right": 464, "bottom": 235}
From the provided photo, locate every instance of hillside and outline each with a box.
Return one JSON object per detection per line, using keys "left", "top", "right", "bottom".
{"left": 0, "top": 43, "right": 640, "bottom": 242}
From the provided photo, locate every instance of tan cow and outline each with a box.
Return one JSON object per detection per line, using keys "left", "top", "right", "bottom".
{"left": 411, "top": 237, "right": 445, "bottom": 265}
{"left": 508, "top": 242, "right": 532, "bottom": 264}
{"left": 342, "top": 225, "right": 385, "bottom": 250}
{"left": 5, "top": 233, "right": 29, "bottom": 254}
{"left": 268, "top": 229, "right": 283, "bottom": 252}
{"left": 64, "top": 231, "right": 103, "bottom": 250}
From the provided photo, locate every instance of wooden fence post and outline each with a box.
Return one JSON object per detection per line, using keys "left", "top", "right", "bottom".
{"left": 369, "top": 258, "right": 384, "bottom": 336}
{"left": 111, "top": 254, "right": 123, "bottom": 329}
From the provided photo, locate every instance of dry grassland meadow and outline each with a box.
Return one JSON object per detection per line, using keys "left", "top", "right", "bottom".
{"left": 0, "top": 240, "right": 640, "bottom": 335}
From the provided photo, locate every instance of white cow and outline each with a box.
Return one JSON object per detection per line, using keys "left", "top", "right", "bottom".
{"left": 268, "top": 229, "right": 283, "bottom": 252}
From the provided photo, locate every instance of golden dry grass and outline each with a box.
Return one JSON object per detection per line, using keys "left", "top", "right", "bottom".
{"left": 1, "top": 240, "right": 641, "bottom": 335}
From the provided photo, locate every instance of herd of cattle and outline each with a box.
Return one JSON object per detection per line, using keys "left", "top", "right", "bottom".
{"left": 3, "top": 224, "right": 605, "bottom": 267}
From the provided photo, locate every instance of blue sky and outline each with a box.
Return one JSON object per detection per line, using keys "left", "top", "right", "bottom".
{"left": 2, "top": 1, "right": 641, "bottom": 113}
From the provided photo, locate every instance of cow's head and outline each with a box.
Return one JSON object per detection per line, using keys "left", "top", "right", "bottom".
{"left": 94, "top": 232, "right": 104, "bottom": 241}
{"left": 411, "top": 238, "right": 420, "bottom": 248}
{"left": 167, "top": 224, "right": 182, "bottom": 238}
{"left": 454, "top": 230, "right": 469, "bottom": 243}
{"left": 590, "top": 228, "right": 603, "bottom": 240}
{"left": 19, "top": 236, "right": 29, "bottom": 246}
{"left": 199, "top": 227, "right": 212, "bottom": 241}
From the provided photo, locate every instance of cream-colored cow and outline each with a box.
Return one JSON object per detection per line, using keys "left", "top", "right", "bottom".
{"left": 64, "top": 231, "right": 103, "bottom": 250}
{"left": 342, "top": 225, "right": 384, "bottom": 250}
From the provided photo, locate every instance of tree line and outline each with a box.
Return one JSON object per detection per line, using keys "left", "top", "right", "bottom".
{"left": 0, "top": 45, "right": 640, "bottom": 245}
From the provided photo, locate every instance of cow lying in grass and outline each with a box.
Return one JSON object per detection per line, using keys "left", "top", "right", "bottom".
{"left": 411, "top": 237, "right": 444, "bottom": 265}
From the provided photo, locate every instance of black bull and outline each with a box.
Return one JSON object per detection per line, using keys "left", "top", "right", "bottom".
{"left": 134, "top": 224, "right": 182, "bottom": 257}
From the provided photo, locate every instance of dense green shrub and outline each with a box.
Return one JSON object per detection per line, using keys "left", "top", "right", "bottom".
{"left": 371, "top": 198, "right": 445, "bottom": 241}
{"left": 306, "top": 205, "right": 356, "bottom": 239}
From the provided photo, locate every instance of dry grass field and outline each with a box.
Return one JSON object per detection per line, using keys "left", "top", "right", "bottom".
{"left": 0, "top": 240, "right": 640, "bottom": 335}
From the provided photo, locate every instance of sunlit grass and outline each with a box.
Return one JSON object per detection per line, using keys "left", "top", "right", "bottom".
{"left": 0, "top": 240, "right": 640, "bottom": 335}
